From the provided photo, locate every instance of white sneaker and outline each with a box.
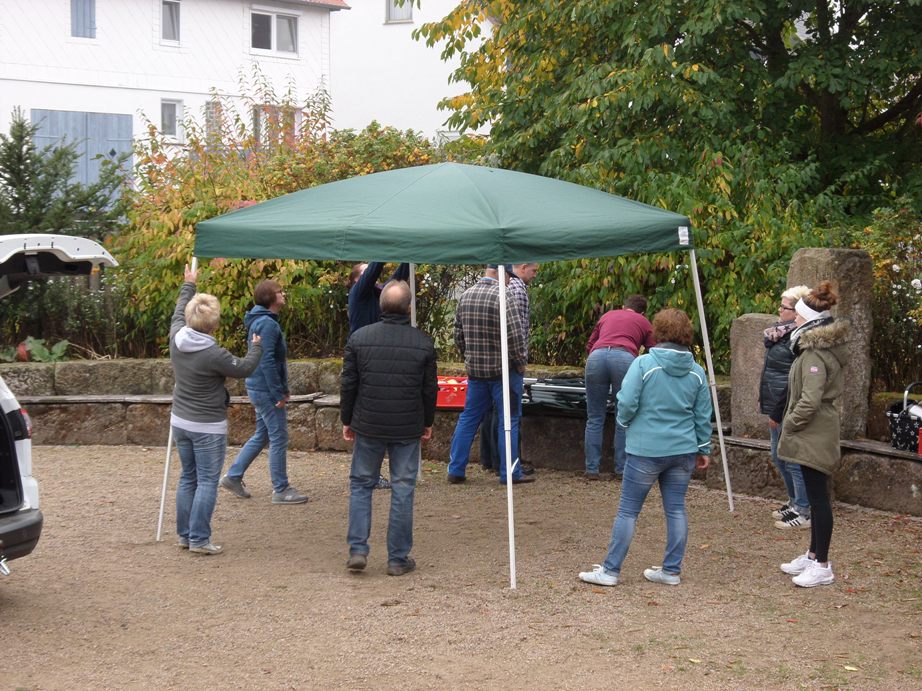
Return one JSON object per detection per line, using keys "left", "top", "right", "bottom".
{"left": 792, "top": 561, "right": 835, "bottom": 588}
{"left": 780, "top": 551, "right": 815, "bottom": 575}
{"left": 643, "top": 567, "right": 681, "bottom": 585}
{"left": 578, "top": 564, "right": 618, "bottom": 586}
{"left": 774, "top": 511, "right": 812, "bottom": 530}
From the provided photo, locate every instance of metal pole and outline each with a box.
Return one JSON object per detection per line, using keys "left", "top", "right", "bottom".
{"left": 156, "top": 426, "right": 174, "bottom": 541}
{"left": 689, "top": 248, "right": 734, "bottom": 512}
{"left": 498, "top": 265, "right": 517, "bottom": 589}
{"left": 410, "top": 263, "right": 423, "bottom": 481}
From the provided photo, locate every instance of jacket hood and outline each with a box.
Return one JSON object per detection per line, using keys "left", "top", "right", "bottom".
{"left": 796, "top": 319, "right": 851, "bottom": 365}
{"left": 649, "top": 344, "right": 695, "bottom": 376}
{"left": 174, "top": 325, "right": 217, "bottom": 353}
{"left": 244, "top": 305, "right": 278, "bottom": 329}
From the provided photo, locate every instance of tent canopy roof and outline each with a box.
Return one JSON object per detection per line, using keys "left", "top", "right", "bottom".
{"left": 195, "top": 163, "right": 692, "bottom": 264}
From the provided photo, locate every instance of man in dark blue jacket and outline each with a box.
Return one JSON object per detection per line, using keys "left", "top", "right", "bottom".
{"left": 221, "top": 279, "right": 308, "bottom": 504}
{"left": 341, "top": 280, "right": 437, "bottom": 576}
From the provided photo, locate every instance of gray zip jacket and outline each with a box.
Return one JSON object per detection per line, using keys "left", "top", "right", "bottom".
{"left": 169, "top": 282, "right": 263, "bottom": 432}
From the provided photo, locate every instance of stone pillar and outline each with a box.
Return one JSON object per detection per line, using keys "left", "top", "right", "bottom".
{"left": 788, "top": 248, "right": 873, "bottom": 439}
{"left": 730, "top": 313, "right": 777, "bottom": 438}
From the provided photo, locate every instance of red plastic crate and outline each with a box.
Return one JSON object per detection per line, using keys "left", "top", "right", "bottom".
{"left": 437, "top": 376, "right": 467, "bottom": 409}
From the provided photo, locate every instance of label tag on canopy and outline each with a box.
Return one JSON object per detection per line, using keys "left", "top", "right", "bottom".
{"left": 677, "top": 226, "right": 690, "bottom": 245}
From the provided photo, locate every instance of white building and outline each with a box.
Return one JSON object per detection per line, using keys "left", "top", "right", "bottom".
{"left": 0, "top": 0, "right": 347, "bottom": 183}
{"left": 329, "top": 0, "right": 480, "bottom": 142}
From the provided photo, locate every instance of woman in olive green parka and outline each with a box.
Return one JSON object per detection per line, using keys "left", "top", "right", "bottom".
{"left": 777, "top": 281, "right": 849, "bottom": 588}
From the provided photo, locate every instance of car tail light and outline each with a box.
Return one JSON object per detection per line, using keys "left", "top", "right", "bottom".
{"left": 7, "top": 408, "right": 31, "bottom": 440}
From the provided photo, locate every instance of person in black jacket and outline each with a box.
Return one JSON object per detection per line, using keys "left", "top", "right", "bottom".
{"left": 341, "top": 280, "right": 437, "bottom": 576}
{"left": 759, "top": 285, "right": 812, "bottom": 529}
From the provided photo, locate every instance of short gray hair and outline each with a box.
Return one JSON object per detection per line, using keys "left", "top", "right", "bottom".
{"left": 380, "top": 280, "right": 411, "bottom": 315}
{"left": 185, "top": 293, "right": 221, "bottom": 334}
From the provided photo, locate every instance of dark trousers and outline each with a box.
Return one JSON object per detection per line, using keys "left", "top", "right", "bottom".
{"left": 802, "top": 465, "right": 833, "bottom": 563}
{"left": 478, "top": 402, "right": 524, "bottom": 473}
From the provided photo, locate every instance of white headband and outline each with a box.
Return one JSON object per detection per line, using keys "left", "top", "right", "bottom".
{"left": 795, "top": 297, "right": 825, "bottom": 321}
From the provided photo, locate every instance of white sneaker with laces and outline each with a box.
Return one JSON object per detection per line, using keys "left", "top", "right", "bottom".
{"left": 780, "top": 551, "right": 815, "bottom": 575}
{"left": 792, "top": 561, "right": 834, "bottom": 588}
{"left": 578, "top": 564, "right": 618, "bottom": 586}
{"left": 643, "top": 567, "right": 681, "bottom": 585}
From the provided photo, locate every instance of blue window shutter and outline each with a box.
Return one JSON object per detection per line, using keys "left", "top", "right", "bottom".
{"left": 71, "top": 0, "right": 96, "bottom": 38}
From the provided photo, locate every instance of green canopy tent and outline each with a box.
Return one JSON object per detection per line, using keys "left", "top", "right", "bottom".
{"left": 194, "top": 162, "right": 733, "bottom": 588}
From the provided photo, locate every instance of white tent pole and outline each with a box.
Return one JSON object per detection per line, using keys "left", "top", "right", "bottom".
{"left": 156, "top": 427, "right": 174, "bottom": 541}
{"left": 157, "top": 256, "right": 198, "bottom": 541}
{"left": 689, "top": 248, "right": 734, "bottom": 512}
{"left": 497, "top": 265, "right": 517, "bottom": 590}
{"left": 410, "top": 263, "right": 423, "bottom": 481}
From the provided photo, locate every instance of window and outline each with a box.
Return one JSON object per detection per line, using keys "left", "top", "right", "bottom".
{"left": 385, "top": 0, "right": 413, "bottom": 23}
{"left": 162, "top": 1, "right": 180, "bottom": 42}
{"left": 71, "top": 0, "right": 96, "bottom": 38}
{"left": 205, "top": 100, "right": 223, "bottom": 138}
{"left": 251, "top": 11, "right": 298, "bottom": 54}
{"left": 161, "top": 100, "right": 182, "bottom": 138}
{"left": 252, "top": 105, "right": 296, "bottom": 146}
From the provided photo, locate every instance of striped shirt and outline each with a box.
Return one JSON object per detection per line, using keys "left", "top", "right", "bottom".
{"left": 454, "top": 278, "right": 527, "bottom": 379}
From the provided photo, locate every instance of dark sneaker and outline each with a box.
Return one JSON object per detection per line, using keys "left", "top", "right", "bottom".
{"left": 520, "top": 463, "right": 535, "bottom": 476}
{"left": 177, "top": 537, "right": 189, "bottom": 549}
{"left": 447, "top": 474, "right": 466, "bottom": 485}
{"left": 189, "top": 542, "right": 223, "bottom": 555}
{"left": 503, "top": 475, "right": 536, "bottom": 485}
{"left": 771, "top": 501, "right": 793, "bottom": 519}
{"left": 271, "top": 486, "right": 309, "bottom": 504}
{"left": 220, "top": 475, "right": 251, "bottom": 499}
{"left": 374, "top": 475, "right": 392, "bottom": 490}
{"left": 347, "top": 553, "right": 367, "bottom": 571}
{"left": 775, "top": 511, "right": 811, "bottom": 530}
{"left": 584, "top": 472, "right": 601, "bottom": 481}
{"left": 386, "top": 557, "right": 416, "bottom": 576}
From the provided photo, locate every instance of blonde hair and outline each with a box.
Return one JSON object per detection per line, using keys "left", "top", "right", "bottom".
{"left": 185, "top": 293, "right": 221, "bottom": 334}
{"left": 781, "top": 285, "right": 811, "bottom": 302}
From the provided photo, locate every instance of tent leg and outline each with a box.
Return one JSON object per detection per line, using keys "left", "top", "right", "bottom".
{"left": 410, "top": 264, "right": 423, "bottom": 482}
{"left": 689, "top": 249, "right": 734, "bottom": 512}
{"left": 156, "top": 426, "right": 174, "bottom": 541}
{"left": 497, "top": 266, "right": 517, "bottom": 590}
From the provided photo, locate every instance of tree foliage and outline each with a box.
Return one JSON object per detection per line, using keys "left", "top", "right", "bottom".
{"left": 0, "top": 107, "right": 127, "bottom": 237}
{"left": 417, "top": 1, "right": 922, "bottom": 370}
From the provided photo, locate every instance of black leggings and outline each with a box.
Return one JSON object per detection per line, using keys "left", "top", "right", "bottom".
{"left": 801, "top": 465, "right": 833, "bottom": 563}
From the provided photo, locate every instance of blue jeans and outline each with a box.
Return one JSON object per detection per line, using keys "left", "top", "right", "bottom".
{"left": 347, "top": 433, "right": 419, "bottom": 565}
{"left": 602, "top": 452, "right": 696, "bottom": 576}
{"left": 447, "top": 371, "right": 524, "bottom": 482}
{"left": 584, "top": 347, "right": 634, "bottom": 474}
{"left": 173, "top": 426, "right": 226, "bottom": 547}
{"left": 770, "top": 424, "right": 810, "bottom": 516}
{"left": 227, "top": 388, "right": 290, "bottom": 493}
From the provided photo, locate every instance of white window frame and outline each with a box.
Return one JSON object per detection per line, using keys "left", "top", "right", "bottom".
{"left": 250, "top": 6, "right": 300, "bottom": 57}
{"left": 385, "top": 0, "right": 413, "bottom": 24}
{"left": 160, "top": 99, "right": 183, "bottom": 140}
{"left": 161, "top": 0, "right": 181, "bottom": 44}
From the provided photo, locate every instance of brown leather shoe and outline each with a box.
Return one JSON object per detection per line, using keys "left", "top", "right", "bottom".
{"left": 347, "top": 553, "right": 367, "bottom": 571}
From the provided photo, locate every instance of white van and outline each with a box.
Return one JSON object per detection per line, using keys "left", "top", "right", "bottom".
{"left": 0, "top": 234, "right": 117, "bottom": 575}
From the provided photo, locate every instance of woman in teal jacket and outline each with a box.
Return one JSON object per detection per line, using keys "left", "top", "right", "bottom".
{"left": 578, "top": 308, "right": 712, "bottom": 587}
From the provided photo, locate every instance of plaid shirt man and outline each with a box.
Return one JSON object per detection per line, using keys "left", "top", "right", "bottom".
{"left": 454, "top": 277, "right": 527, "bottom": 379}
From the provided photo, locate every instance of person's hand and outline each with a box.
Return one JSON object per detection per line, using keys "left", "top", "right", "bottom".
{"left": 768, "top": 418, "right": 780, "bottom": 430}
{"left": 184, "top": 263, "right": 197, "bottom": 284}
{"left": 343, "top": 425, "right": 355, "bottom": 441}
{"left": 421, "top": 426, "right": 432, "bottom": 441}
{"left": 284, "top": 394, "right": 291, "bottom": 402}
{"left": 250, "top": 334, "right": 261, "bottom": 346}
{"left": 275, "top": 399, "right": 286, "bottom": 408}
{"left": 696, "top": 453, "right": 710, "bottom": 470}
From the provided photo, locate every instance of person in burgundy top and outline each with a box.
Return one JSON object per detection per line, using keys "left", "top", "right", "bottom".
{"left": 584, "top": 295, "right": 656, "bottom": 478}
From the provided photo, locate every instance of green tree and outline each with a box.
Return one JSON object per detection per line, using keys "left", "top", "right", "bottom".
{"left": 416, "top": 1, "right": 922, "bottom": 368}
{"left": 0, "top": 107, "right": 127, "bottom": 238}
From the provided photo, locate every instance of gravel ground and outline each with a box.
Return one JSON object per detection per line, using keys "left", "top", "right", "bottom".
{"left": 3, "top": 445, "right": 921, "bottom": 690}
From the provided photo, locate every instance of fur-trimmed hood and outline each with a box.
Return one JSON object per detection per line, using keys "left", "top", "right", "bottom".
{"left": 796, "top": 318, "right": 851, "bottom": 366}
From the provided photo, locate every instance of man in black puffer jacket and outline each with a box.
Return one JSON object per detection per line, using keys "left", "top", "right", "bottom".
{"left": 341, "top": 280, "right": 437, "bottom": 576}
